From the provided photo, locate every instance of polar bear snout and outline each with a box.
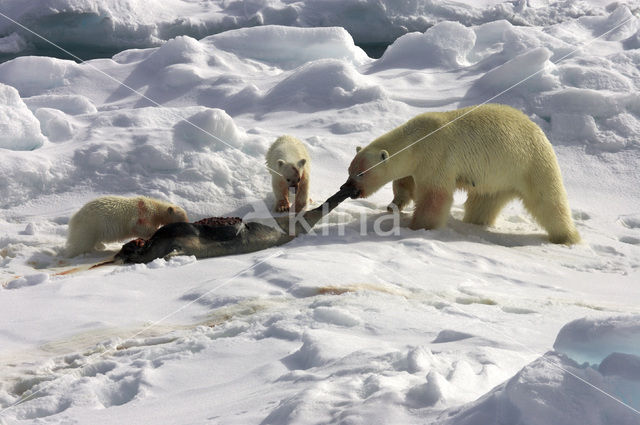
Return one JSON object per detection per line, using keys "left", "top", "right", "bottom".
{"left": 340, "top": 178, "right": 362, "bottom": 199}
{"left": 287, "top": 176, "right": 301, "bottom": 188}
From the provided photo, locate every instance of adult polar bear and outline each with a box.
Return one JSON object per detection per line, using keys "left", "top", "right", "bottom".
{"left": 343, "top": 104, "right": 581, "bottom": 244}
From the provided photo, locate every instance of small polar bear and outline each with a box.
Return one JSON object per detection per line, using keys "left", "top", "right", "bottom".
{"left": 342, "top": 103, "right": 580, "bottom": 244}
{"left": 65, "top": 196, "right": 188, "bottom": 257}
{"left": 266, "top": 135, "right": 311, "bottom": 212}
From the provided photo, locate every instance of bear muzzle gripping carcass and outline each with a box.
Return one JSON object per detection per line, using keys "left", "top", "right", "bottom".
{"left": 339, "top": 178, "right": 362, "bottom": 199}
{"left": 114, "top": 186, "right": 359, "bottom": 264}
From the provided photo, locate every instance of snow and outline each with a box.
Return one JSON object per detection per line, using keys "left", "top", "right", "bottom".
{"left": 210, "top": 26, "right": 370, "bottom": 69}
{"left": 0, "top": 0, "right": 629, "bottom": 60}
{"left": 0, "top": 83, "right": 46, "bottom": 150}
{"left": 0, "top": 56, "right": 77, "bottom": 97}
{"left": 173, "top": 108, "right": 245, "bottom": 151}
{"left": 1, "top": 1, "right": 640, "bottom": 424}
{"left": 443, "top": 316, "right": 640, "bottom": 425}
{"left": 554, "top": 316, "right": 640, "bottom": 365}
{"left": 375, "top": 21, "right": 477, "bottom": 69}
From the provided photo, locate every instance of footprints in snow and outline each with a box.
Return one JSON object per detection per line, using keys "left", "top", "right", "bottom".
{"left": 619, "top": 214, "right": 640, "bottom": 230}
{"left": 616, "top": 214, "right": 640, "bottom": 246}
{"left": 619, "top": 236, "right": 640, "bottom": 245}
{"left": 275, "top": 341, "right": 515, "bottom": 420}
{"left": 1, "top": 333, "right": 203, "bottom": 419}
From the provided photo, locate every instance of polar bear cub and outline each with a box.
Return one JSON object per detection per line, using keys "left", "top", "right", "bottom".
{"left": 266, "top": 135, "right": 311, "bottom": 212}
{"left": 66, "top": 195, "right": 188, "bottom": 257}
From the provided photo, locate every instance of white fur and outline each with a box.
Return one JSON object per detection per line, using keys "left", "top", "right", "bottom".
{"left": 266, "top": 135, "right": 312, "bottom": 212}
{"left": 348, "top": 104, "right": 580, "bottom": 244}
{"left": 65, "top": 196, "right": 188, "bottom": 257}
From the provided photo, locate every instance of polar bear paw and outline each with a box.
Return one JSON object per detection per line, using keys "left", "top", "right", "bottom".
{"left": 387, "top": 200, "right": 407, "bottom": 213}
{"left": 275, "top": 200, "right": 290, "bottom": 212}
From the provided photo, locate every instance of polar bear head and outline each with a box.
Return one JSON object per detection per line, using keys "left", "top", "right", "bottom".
{"left": 277, "top": 159, "right": 307, "bottom": 189}
{"left": 166, "top": 205, "right": 189, "bottom": 223}
{"left": 342, "top": 145, "right": 390, "bottom": 198}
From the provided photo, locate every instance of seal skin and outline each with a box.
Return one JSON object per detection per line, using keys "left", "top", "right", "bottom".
{"left": 115, "top": 186, "right": 358, "bottom": 264}
{"left": 114, "top": 220, "right": 281, "bottom": 264}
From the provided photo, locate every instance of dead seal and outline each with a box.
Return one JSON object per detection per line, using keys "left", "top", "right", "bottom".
{"left": 114, "top": 186, "right": 358, "bottom": 264}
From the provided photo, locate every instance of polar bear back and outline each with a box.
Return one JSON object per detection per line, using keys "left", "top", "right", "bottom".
{"left": 379, "top": 104, "right": 561, "bottom": 194}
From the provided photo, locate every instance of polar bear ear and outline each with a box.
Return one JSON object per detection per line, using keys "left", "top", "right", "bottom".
{"left": 380, "top": 150, "right": 389, "bottom": 161}
{"left": 297, "top": 158, "right": 306, "bottom": 168}
{"left": 277, "top": 159, "right": 285, "bottom": 168}
{"left": 356, "top": 146, "right": 362, "bottom": 153}
{"left": 167, "top": 206, "right": 175, "bottom": 214}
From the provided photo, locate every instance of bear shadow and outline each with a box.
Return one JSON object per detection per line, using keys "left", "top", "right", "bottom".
{"left": 156, "top": 200, "right": 549, "bottom": 260}
{"left": 268, "top": 209, "right": 549, "bottom": 249}
{"left": 446, "top": 218, "right": 548, "bottom": 247}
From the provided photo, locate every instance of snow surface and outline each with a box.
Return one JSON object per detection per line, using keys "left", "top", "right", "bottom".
{"left": 1, "top": 1, "right": 640, "bottom": 424}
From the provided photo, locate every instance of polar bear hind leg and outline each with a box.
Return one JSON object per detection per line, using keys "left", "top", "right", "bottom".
{"left": 521, "top": 189, "right": 580, "bottom": 245}
{"left": 463, "top": 191, "right": 517, "bottom": 226}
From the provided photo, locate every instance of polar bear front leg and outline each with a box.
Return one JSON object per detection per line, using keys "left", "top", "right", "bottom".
{"left": 293, "top": 175, "right": 310, "bottom": 212}
{"left": 132, "top": 217, "right": 157, "bottom": 240}
{"left": 409, "top": 188, "right": 453, "bottom": 230}
{"left": 272, "top": 176, "right": 290, "bottom": 212}
{"left": 388, "top": 176, "right": 415, "bottom": 212}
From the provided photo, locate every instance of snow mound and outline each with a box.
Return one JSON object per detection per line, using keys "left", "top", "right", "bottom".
{"left": 143, "top": 35, "right": 206, "bottom": 67}
{"left": 599, "top": 352, "right": 640, "bottom": 380}
{"left": 467, "top": 47, "right": 558, "bottom": 99}
{"left": 0, "top": 151, "right": 62, "bottom": 207}
{"left": 23, "top": 94, "right": 97, "bottom": 115}
{"left": 173, "top": 108, "right": 244, "bottom": 151}
{"left": 283, "top": 330, "right": 372, "bottom": 370}
{"left": 440, "top": 351, "right": 640, "bottom": 425}
{"left": 578, "top": 6, "right": 638, "bottom": 41}
{"left": 375, "top": 22, "right": 476, "bottom": 69}
{"left": 263, "top": 59, "right": 385, "bottom": 112}
{"left": 0, "top": 0, "right": 161, "bottom": 55}
{"left": 0, "top": 83, "right": 46, "bottom": 150}
{"left": 313, "top": 306, "right": 361, "bottom": 327}
{"left": 34, "top": 108, "right": 75, "bottom": 142}
{"left": 209, "top": 26, "right": 370, "bottom": 68}
{"left": 441, "top": 316, "right": 640, "bottom": 425}
{"left": 0, "top": 56, "right": 76, "bottom": 97}
{"left": 553, "top": 316, "right": 640, "bottom": 366}
{"left": 533, "top": 88, "right": 636, "bottom": 150}
{"left": 559, "top": 66, "right": 632, "bottom": 92}
{"left": 536, "top": 88, "right": 620, "bottom": 119}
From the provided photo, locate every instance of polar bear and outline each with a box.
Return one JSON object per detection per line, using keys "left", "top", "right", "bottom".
{"left": 342, "top": 104, "right": 580, "bottom": 244}
{"left": 65, "top": 196, "right": 188, "bottom": 257}
{"left": 266, "top": 135, "right": 311, "bottom": 212}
